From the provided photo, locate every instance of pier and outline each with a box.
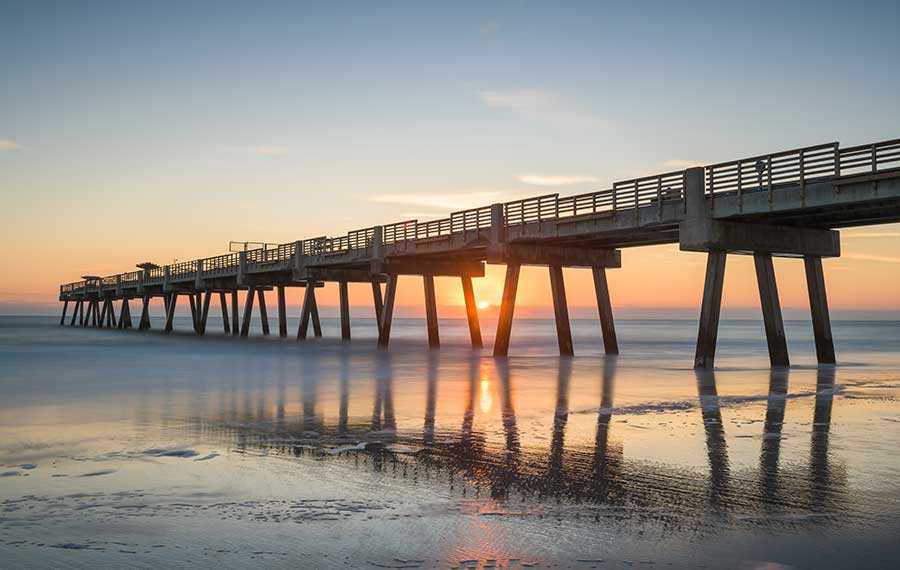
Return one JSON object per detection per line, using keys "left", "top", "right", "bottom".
{"left": 59, "top": 137, "right": 900, "bottom": 368}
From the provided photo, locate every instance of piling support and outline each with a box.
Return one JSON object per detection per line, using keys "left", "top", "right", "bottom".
{"left": 123, "top": 298, "right": 132, "bottom": 329}
{"left": 339, "top": 281, "right": 351, "bottom": 340}
{"left": 231, "top": 290, "right": 239, "bottom": 336}
{"left": 549, "top": 265, "right": 574, "bottom": 356}
{"left": 165, "top": 293, "right": 177, "bottom": 332}
{"left": 240, "top": 287, "right": 255, "bottom": 337}
{"left": 754, "top": 252, "right": 790, "bottom": 367}
{"left": 60, "top": 301, "right": 69, "bottom": 326}
{"left": 297, "top": 285, "right": 314, "bottom": 340}
{"left": 310, "top": 287, "right": 322, "bottom": 338}
{"left": 258, "top": 289, "right": 270, "bottom": 335}
{"left": 493, "top": 263, "right": 521, "bottom": 357}
{"left": 277, "top": 286, "right": 287, "bottom": 338}
{"left": 592, "top": 267, "right": 619, "bottom": 355}
{"left": 219, "top": 292, "right": 230, "bottom": 334}
{"left": 423, "top": 275, "right": 440, "bottom": 348}
{"left": 694, "top": 250, "right": 727, "bottom": 369}
{"left": 189, "top": 294, "right": 199, "bottom": 333}
{"left": 98, "top": 300, "right": 107, "bottom": 327}
{"left": 460, "top": 276, "right": 482, "bottom": 348}
{"left": 377, "top": 274, "right": 398, "bottom": 347}
{"left": 108, "top": 299, "right": 117, "bottom": 328}
{"left": 70, "top": 300, "right": 81, "bottom": 326}
{"left": 139, "top": 296, "right": 151, "bottom": 330}
{"left": 199, "top": 291, "right": 211, "bottom": 335}
{"left": 117, "top": 299, "right": 127, "bottom": 329}
{"left": 804, "top": 255, "right": 836, "bottom": 364}
{"left": 372, "top": 282, "right": 384, "bottom": 333}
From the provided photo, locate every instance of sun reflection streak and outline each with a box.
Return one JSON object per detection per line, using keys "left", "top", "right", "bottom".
{"left": 480, "top": 375, "right": 493, "bottom": 414}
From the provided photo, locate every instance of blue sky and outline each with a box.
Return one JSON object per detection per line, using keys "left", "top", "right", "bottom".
{"left": 2, "top": 1, "right": 899, "bottom": 312}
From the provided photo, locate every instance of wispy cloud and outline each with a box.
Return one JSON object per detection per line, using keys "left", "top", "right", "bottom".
{"left": 0, "top": 139, "right": 20, "bottom": 151}
{"left": 842, "top": 253, "right": 900, "bottom": 264}
{"left": 519, "top": 174, "right": 597, "bottom": 186}
{"left": 842, "top": 231, "right": 900, "bottom": 239}
{"left": 479, "top": 88, "right": 602, "bottom": 130}
{"left": 224, "top": 144, "right": 289, "bottom": 156}
{"left": 662, "top": 159, "right": 704, "bottom": 169}
{"left": 370, "top": 190, "right": 529, "bottom": 211}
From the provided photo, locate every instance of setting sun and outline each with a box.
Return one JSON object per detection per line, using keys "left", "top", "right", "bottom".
{"left": 477, "top": 301, "right": 491, "bottom": 310}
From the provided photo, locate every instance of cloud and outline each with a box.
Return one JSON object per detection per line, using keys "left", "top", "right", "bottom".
{"left": 842, "top": 231, "right": 900, "bottom": 239}
{"left": 842, "top": 253, "right": 900, "bottom": 264}
{"left": 224, "top": 144, "right": 289, "bottom": 156}
{"left": 519, "top": 174, "right": 597, "bottom": 186}
{"left": 662, "top": 159, "right": 704, "bottom": 169}
{"left": 0, "top": 139, "right": 20, "bottom": 151}
{"left": 370, "top": 189, "right": 530, "bottom": 211}
{"left": 479, "top": 88, "right": 602, "bottom": 130}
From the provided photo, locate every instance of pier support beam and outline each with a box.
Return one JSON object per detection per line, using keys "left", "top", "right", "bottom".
{"left": 258, "top": 289, "right": 270, "bottom": 336}
{"left": 372, "top": 282, "right": 384, "bottom": 333}
{"left": 277, "top": 286, "right": 287, "bottom": 338}
{"left": 240, "top": 287, "right": 255, "bottom": 337}
{"left": 60, "top": 301, "right": 69, "bottom": 326}
{"left": 493, "top": 263, "right": 521, "bottom": 357}
{"left": 165, "top": 293, "right": 177, "bottom": 332}
{"left": 804, "top": 256, "right": 836, "bottom": 364}
{"left": 460, "top": 276, "right": 482, "bottom": 348}
{"left": 423, "top": 275, "right": 440, "bottom": 348}
{"left": 231, "top": 290, "right": 239, "bottom": 336}
{"left": 70, "top": 300, "right": 81, "bottom": 326}
{"left": 339, "top": 281, "right": 351, "bottom": 340}
{"left": 377, "top": 274, "right": 398, "bottom": 347}
{"left": 754, "top": 253, "right": 789, "bottom": 367}
{"left": 139, "top": 296, "right": 151, "bottom": 330}
{"left": 189, "top": 294, "right": 199, "bottom": 333}
{"left": 549, "top": 265, "right": 574, "bottom": 356}
{"left": 592, "top": 267, "right": 619, "bottom": 355}
{"left": 219, "top": 292, "right": 230, "bottom": 334}
{"left": 118, "top": 298, "right": 132, "bottom": 329}
{"left": 694, "top": 250, "right": 727, "bottom": 369}
{"left": 298, "top": 284, "right": 322, "bottom": 340}
{"left": 199, "top": 291, "right": 211, "bottom": 335}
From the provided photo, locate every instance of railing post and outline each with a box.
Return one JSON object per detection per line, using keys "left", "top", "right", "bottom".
{"left": 799, "top": 148, "right": 806, "bottom": 205}
{"left": 238, "top": 251, "right": 247, "bottom": 285}
{"left": 372, "top": 226, "right": 384, "bottom": 260}
{"left": 767, "top": 155, "right": 773, "bottom": 204}
{"left": 708, "top": 168, "right": 715, "bottom": 213}
{"left": 195, "top": 259, "right": 204, "bottom": 288}
{"left": 833, "top": 142, "right": 840, "bottom": 178}
{"left": 490, "top": 203, "right": 505, "bottom": 245}
{"left": 872, "top": 144, "right": 878, "bottom": 173}
{"left": 633, "top": 180, "right": 639, "bottom": 223}
{"left": 656, "top": 177, "right": 663, "bottom": 220}
{"left": 115, "top": 275, "right": 122, "bottom": 296}
{"left": 737, "top": 161, "right": 743, "bottom": 213}
{"left": 163, "top": 266, "right": 171, "bottom": 292}
{"left": 612, "top": 185, "right": 617, "bottom": 215}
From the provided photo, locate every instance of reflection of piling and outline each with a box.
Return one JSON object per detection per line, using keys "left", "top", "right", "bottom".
{"left": 760, "top": 368, "right": 789, "bottom": 505}
{"left": 695, "top": 369, "right": 731, "bottom": 504}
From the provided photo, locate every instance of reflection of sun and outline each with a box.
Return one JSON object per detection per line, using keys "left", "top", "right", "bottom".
{"left": 477, "top": 301, "right": 491, "bottom": 310}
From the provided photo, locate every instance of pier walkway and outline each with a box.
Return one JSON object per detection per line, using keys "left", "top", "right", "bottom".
{"left": 59, "top": 137, "right": 900, "bottom": 368}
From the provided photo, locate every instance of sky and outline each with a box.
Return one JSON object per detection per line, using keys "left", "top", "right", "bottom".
{"left": 2, "top": 0, "right": 900, "bottom": 317}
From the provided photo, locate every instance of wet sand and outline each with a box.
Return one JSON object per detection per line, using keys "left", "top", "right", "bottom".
{"left": 1, "top": 316, "right": 899, "bottom": 569}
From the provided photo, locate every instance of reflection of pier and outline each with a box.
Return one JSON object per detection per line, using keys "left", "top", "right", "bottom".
{"left": 177, "top": 358, "right": 847, "bottom": 526}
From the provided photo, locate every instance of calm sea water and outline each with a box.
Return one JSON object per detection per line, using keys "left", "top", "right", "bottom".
{"left": 1, "top": 315, "right": 899, "bottom": 569}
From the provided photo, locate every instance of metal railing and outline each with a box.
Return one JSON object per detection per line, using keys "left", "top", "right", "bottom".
{"left": 58, "top": 137, "right": 900, "bottom": 296}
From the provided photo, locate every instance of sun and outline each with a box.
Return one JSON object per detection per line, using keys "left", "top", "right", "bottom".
{"left": 477, "top": 301, "right": 491, "bottom": 310}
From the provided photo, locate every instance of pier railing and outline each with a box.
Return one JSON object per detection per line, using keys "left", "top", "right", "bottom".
{"left": 60, "top": 136, "right": 900, "bottom": 295}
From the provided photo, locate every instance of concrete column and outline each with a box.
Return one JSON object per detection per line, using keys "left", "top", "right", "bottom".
{"left": 377, "top": 274, "right": 398, "bottom": 347}
{"left": 60, "top": 301, "right": 69, "bottom": 326}
{"left": 231, "top": 290, "right": 239, "bottom": 336}
{"left": 139, "top": 296, "right": 151, "bottom": 330}
{"left": 310, "top": 287, "right": 322, "bottom": 338}
{"left": 549, "top": 265, "right": 574, "bottom": 356}
{"left": 277, "top": 286, "right": 287, "bottom": 338}
{"left": 423, "top": 275, "right": 440, "bottom": 348}
{"left": 489, "top": 203, "right": 506, "bottom": 244}
{"left": 117, "top": 299, "right": 126, "bottom": 329}
{"left": 694, "top": 250, "right": 727, "bottom": 368}
{"left": 199, "top": 291, "right": 211, "bottom": 335}
{"left": 754, "top": 253, "right": 789, "bottom": 367}
{"left": 592, "top": 267, "right": 619, "bottom": 355}
{"left": 70, "top": 300, "right": 81, "bottom": 326}
{"left": 188, "top": 294, "right": 199, "bottom": 333}
{"left": 258, "top": 289, "right": 270, "bottom": 335}
{"left": 460, "top": 276, "right": 483, "bottom": 348}
{"left": 298, "top": 285, "right": 312, "bottom": 340}
{"left": 339, "top": 281, "right": 351, "bottom": 340}
{"left": 372, "top": 282, "right": 384, "bottom": 332}
{"left": 123, "top": 298, "right": 132, "bottom": 329}
{"left": 804, "top": 256, "right": 836, "bottom": 364}
{"left": 684, "top": 166, "right": 706, "bottom": 222}
{"left": 165, "top": 293, "right": 177, "bottom": 332}
{"left": 219, "top": 292, "right": 230, "bottom": 334}
{"left": 493, "top": 263, "right": 521, "bottom": 357}
{"left": 240, "top": 287, "right": 255, "bottom": 337}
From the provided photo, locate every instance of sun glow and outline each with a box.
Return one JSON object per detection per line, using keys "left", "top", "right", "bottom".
{"left": 477, "top": 301, "right": 491, "bottom": 310}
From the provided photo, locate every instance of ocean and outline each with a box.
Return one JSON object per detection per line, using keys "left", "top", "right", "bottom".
{"left": 1, "top": 315, "right": 899, "bottom": 569}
